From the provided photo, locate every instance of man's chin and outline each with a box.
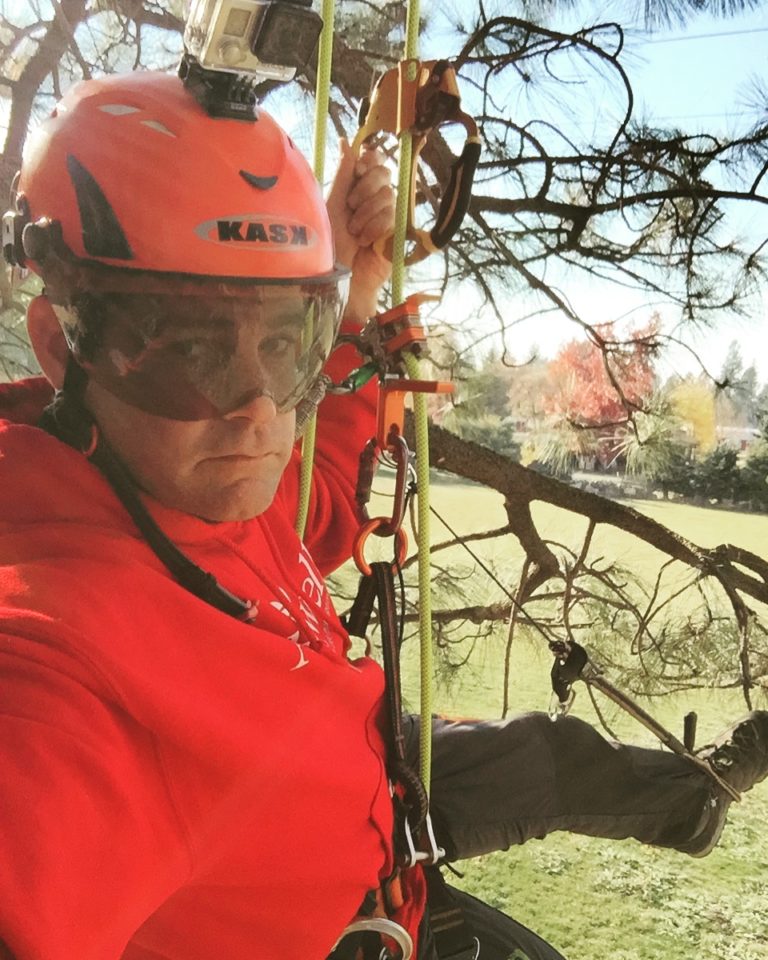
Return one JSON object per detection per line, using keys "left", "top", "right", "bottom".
{"left": 190, "top": 482, "right": 279, "bottom": 523}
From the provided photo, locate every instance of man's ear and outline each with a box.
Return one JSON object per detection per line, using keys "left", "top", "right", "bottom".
{"left": 26, "top": 295, "right": 70, "bottom": 389}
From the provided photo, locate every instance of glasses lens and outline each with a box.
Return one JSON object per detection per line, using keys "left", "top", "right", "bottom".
{"left": 74, "top": 280, "right": 347, "bottom": 420}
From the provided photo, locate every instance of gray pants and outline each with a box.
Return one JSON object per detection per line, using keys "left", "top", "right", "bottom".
{"left": 405, "top": 712, "right": 715, "bottom": 861}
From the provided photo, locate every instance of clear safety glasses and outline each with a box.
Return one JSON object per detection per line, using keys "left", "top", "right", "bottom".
{"left": 56, "top": 276, "right": 350, "bottom": 421}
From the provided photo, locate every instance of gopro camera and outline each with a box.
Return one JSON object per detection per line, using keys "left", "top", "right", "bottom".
{"left": 181, "top": 0, "right": 323, "bottom": 118}
{"left": 184, "top": 0, "right": 322, "bottom": 82}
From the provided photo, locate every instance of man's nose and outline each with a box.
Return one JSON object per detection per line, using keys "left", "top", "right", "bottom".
{"left": 222, "top": 386, "right": 279, "bottom": 423}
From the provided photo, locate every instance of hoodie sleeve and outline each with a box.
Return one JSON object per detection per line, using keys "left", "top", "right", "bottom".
{"left": 0, "top": 637, "right": 191, "bottom": 960}
{"left": 279, "top": 331, "right": 379, "bottom": 576}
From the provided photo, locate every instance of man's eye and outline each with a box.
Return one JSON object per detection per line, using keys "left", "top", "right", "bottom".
{"left": 164, "top": 339, "right": 228, "bottom": 366}
{"left": 260, "top": 335, "right": 298, "bottom": 358}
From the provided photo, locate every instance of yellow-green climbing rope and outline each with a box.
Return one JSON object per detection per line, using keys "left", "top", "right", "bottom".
{"left": 391, "top": 0, "right": 435, "bottom": 793}
{"left": 296, "top": 0, "right": 337, "bottom": 538}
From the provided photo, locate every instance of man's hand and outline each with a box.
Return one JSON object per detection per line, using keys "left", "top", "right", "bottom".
{"left": 326, "top": 139, "right": 395, "bottom": 327}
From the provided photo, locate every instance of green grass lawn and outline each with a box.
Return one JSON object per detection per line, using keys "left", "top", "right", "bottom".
{"left": 354, "top": 477, "right": 768, "bottom": 960}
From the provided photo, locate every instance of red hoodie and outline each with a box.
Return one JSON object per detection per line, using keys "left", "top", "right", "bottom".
{"left": 0, "top": 370, "right": 426, "bottom": 959}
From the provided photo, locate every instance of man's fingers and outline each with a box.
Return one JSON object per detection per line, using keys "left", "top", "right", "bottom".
{"left": 347, "top": 185, "right": 395, "bottom": 246}
{"left": 346, "top": 153, "right": 395, "bottom": 246}
{"left": 326, "top": 137, "right": 357, "bottom": 225}
{"left": 355, "top": 211, "right": 395, "bottom": 251}
{"left": 327, "top": 139, "right": 393, "bottom": 266}
{"left": 346, "top": 163, "right": 393, "bottom": 213}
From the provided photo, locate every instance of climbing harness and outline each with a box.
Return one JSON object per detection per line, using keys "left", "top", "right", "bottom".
{"left": 423, "top": 867, "right": 481, "bottom": 960}
{"left": 331, "top": 917, "right": 414, "bottom": 960}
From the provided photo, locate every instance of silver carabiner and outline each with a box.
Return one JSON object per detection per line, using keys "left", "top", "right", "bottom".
{"left": 332, "top": 917, "right": 414, "bottom": 960}
{"left": 399, "top": 811, "right": 445, "bottom": 868}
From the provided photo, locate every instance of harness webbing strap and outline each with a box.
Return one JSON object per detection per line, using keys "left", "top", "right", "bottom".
{"left": 345, "top": 564, "right": 429, "bottom": 837}
{"left": 424, "top": 868, "right": 480, "bottom": 960}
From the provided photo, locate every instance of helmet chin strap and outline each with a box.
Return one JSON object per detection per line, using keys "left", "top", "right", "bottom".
{"left": 39, "top": 356, "right": 254, "bottom": 621}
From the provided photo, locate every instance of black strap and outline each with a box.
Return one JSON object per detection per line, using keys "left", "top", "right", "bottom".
{"left": 371, "top": 561, "right": 429, "bottom": 841}
{"left": 343, "top": 572, "right": 378, "bottom": 642}
{"left": 344, "top": 563, "right": 429, "bottom": 855}
{"left": 372, "top": 561, "right": 408, "bottom": 766}
{"left": 38, "top": 381, "right": 252, "bottom": 620}
{"left": 425, "top": 867, "right": 480, "bottom": 960}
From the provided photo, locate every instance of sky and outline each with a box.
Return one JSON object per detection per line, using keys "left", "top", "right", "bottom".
{"left": 628, "top": 11, "right": 768, "bottom": 380}
{"left": 418, "top": 1, "right": 768, "bottom": 380}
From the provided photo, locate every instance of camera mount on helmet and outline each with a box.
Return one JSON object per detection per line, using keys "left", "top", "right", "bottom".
{"left": 180, "top": 0, "right": 323, "bottom": 120}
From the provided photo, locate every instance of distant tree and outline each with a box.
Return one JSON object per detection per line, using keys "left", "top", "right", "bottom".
{"left": 655, "top": 444, "right": 695, "bottom": 499}
{"left": 692, "top": 444, "right": 740, "bottom": 502}
{"left": 668, "top": 376, "right": 717, "bottom": 452}
{"left": 452, "top": 415, "right": 521, "bottom": 460}
{"left": 546, "top": 320, "right": 658, "bottom": 429}
{"left": 740, "top": 365, "right": 759, "bottom": 423}
{"left": 716, "top": 340, "right": 759, "bottom": 425}
{"left": 505, "top": 358, "right": 550, "bottom": 424}
{"left": 756, "top": 383, "right": 768, "bottom": 438}
{"left": 719, "top": 341, "right": 745, "bottom": 390}
{"left": 453, "top": 352, "right": 514, "bottom": 421}
{"left": 534, "top": 319, "right": 658, "bottom": 468}
{"left": 739, "top": 438, "right": 768, "bottom": 508}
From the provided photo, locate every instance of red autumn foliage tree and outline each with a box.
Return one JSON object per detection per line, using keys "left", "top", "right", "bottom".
{"left": 546, "top": 318, "right": 659, "bottom": 428}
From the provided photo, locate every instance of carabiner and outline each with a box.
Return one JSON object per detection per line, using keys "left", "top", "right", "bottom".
{"left": 382, "top": 433, "right": 411, "bottom": 536}
{"left": 398, "top": 810, "right": 445, "bottom": 868}
{"left": 331, "top": 918, "right": 413, "bottom": 960}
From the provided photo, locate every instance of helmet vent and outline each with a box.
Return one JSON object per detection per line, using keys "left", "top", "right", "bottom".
{"left": 239, "top": 170, "right": 278, "bottom": 190}
{"left": 66, "top": 154, "right": 134, "bottom": 261}
{"left": 99, "top": 104, "right": 140, "bottom": 115}
{"left": 141, "top": 120, "right": 176, "bottom": 137}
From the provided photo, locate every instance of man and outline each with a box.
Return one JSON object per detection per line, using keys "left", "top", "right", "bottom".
{"left": 0, "top": 69, "right": 766, "bottom": 960}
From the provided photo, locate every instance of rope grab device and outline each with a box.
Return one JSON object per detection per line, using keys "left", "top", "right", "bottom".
{"left": 352, "top": 58, "right": 481, "bottom": 264}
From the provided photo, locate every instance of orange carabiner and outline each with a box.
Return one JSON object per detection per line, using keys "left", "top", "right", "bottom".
{"left": 353, "top": 517, "right": 409, "bottom": 577}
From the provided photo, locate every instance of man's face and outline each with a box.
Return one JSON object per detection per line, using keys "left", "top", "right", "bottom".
{"left": 85, "top": 378, "right": 296, "bottom": 521}
{"left": 75, "top": 289, "right": 330, "bottom": 521}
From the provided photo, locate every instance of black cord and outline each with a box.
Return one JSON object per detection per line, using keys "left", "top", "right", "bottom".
{"left": 39, "top": 372, "right": 252, "bottom": 621}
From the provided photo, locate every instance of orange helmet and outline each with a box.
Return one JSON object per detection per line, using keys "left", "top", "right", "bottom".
{"left": 16, "top": 70, "right": 338, "bottom": 281}
{"left": 7, "top": 71, "right": 348, "bottom": 420}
